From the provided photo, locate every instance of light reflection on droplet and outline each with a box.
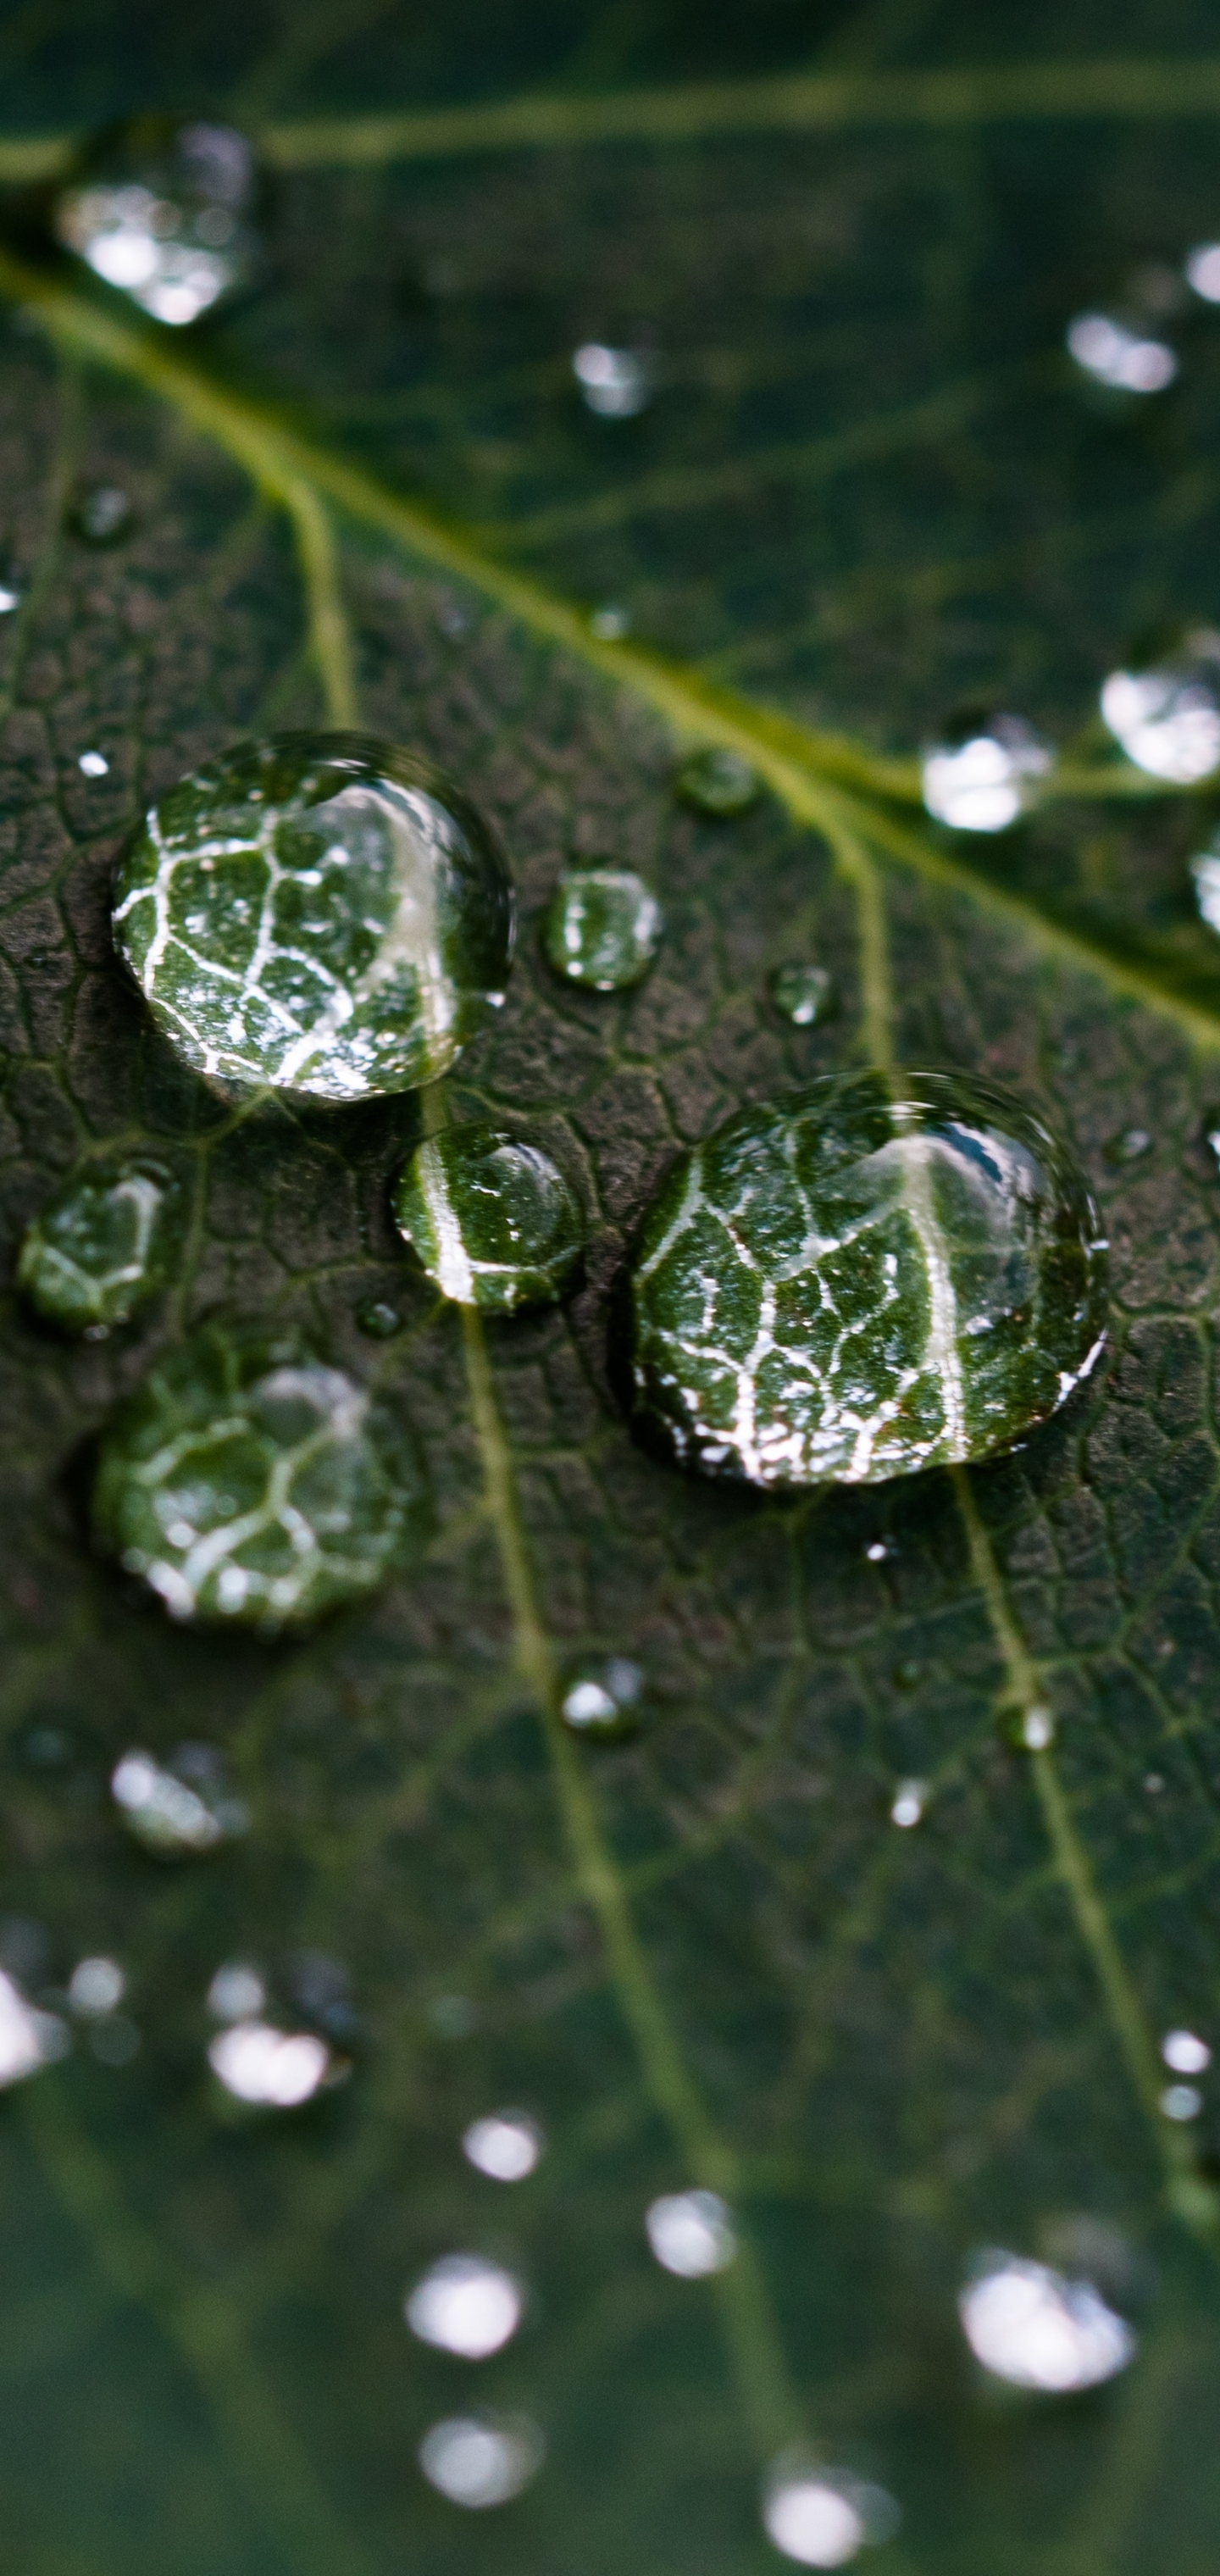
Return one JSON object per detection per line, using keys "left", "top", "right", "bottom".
{"left": 406, "top": 2254, "right": 524, "bottom": 2358}
{"left": 0, "top": 1968, "right": 68, "bottom": 2088}
{"left": 208, "top": 2020, "right": 333, "bottom": 2107}
{"left": 1101, "top": 633, "right": 1220, "bottom": 782}
{"left": 959, "top": 2251, "right": 1135, "bottom": 2390}
{"left": 762, "top": 2454, "right": 900, "bottom": 2568}
{"left": 572, "top": 342, "right": 653, "bottom": 419}
{"left": 1186, "top": 243, "right": 1220, "bottom": 303}
{"left": 591, "top": 603, "right": 631, "bottom": 641}
{"left": 68, "top": 1956, "right": 125, "bottom": 2016}
{"left": 462, "top": 2111, "right": 544, "bottom": 2182}
{"left": 645, "top": 2188, "right": 737, "bottom": 2278}
{"left": 70, "top": 482, "right": 134, "bottom": 544}
{"left": 111, "top": 1746, "right": 247, "bottom": 1856}
{"left": 207, "top": 1961, "right": 266, "bottom": 2022}
{"left": 1160, "top": 2081, "right": 1203, "bottom": 2122}
{"left": 561, "top": 1656, "right": 644, "bottom": 1738}
{"left": 1162, "top": 2028, "right": 1211, "bottom": 2074}
{"left": 78, "top": 750, "right": 109, "bottom": 778}
{"left": 1190, "top": 839, "right": 1220, "bottom": 933}
{"left": 418, "top": 2412, "right": 545, "bottom": 2509}
{"left": 1019, "top": 1706, "right": 1055, "bottom": 1751}
{"left": 769, "top": 962, "right": 835, "bottom": 1027}
{"left": 922, "top": 712, "right": 1052, "bottom": 833}
{"left": 1066, "top": 312, "right": 1178, "bottom": 394}
{"left": 0, "top": 584, "right": 21, "bottom": 615}
{"left": 890, "top": 1779, "right": 927, "bottom": 1829}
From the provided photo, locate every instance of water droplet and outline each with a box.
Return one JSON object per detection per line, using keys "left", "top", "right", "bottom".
{"left": 921, "top": 709, "right": 1052, "bottom": 833}
{"left": 1162, "top": 2028, "right": 1210, "bottom": 2074}
{"left": 590, "top": 603, "right": 630, "bottom": 640}
{"left": 393, "top": 1124, "right": 584, "bottom": 1313}
{"left": 354, "top": 1296, "right": 404, "bottom": 1339}
{"left": 111, "top": 732, "right": 514, "bottom": 1102}
{"left": 17, "top": 1157, "right": 182, "bottom": 1336}
{"left": 645, "top": 2189, "right": 736, "bottom": 2277}
{"left": 1103, "top": 1126, "right": 1152, "bottom": 1165}
{"left": 890, "top": 1779, "right": 927, "bottom": 1828}
{"left": 762, "top": 2455, "right": 900, "bottom": 2568}
{"left": 1190, "top": 835, "right": 1220, "bottom": 932}
{"left": 406, "top": 2255, "right": 523, "bottom": 2357}
{"left": 1144, "top": 1770, "right": 1166, "bottom": 1794}
{"left": 53, "top": 116, "right": 262, "bottom": 326}
{"left": 960, "top": 2251, "right": 1134, "bottom": 2390}
{"left": 543, "top": 863, "right": 663, "bottom": 991}
{"left": 1018, "top": 1706, "right": 1055, "bottom": 1752}
{"left": 68, "top": 1957, "right": 125, "bottom": 2016}
{"left": 78, "top": 748, "right": 109, "bottom": 777}
{"left": 1067, "top": 309, "right": 1178, "bottom": 394}
{"left": 208, "top": 1962, "right": 266, "bottom": 2022}
{"left": 675, "top": 746, "right": 760, "bottom": 817}
{"left": 0, "top": 1968, "right": 68, "bottom": 2089}
{"left": 572, "top": 342, "right": 653, "bottom": 418}
{"left": 208, "top": 2019, "right": 337, "bottom": 2107}
{"left": 1187, "top": 242, "right": 1220, "bottom": 303}
{"left": 863, "top": 1539, "right": 891, "bottom": 1563}
{"left": 1161, "top": 2082, "right": 1203, "bottom": 2121}
{"left": 621, "top": 1071, "right": 1106, "bottom": 1491}
{"left": 111, "top": 1744, "right": 247, "bottom": 1856}
{"left": 560, "top": 1654, "right": 644, "bottom": 1738}
{"left": 0, "top": 579, "right": 22, "bottom": 615}
{"left": 92, "top": 1321, "right": 429, "bottom": 1629}
{"left": 1101, "top": 630, "right": 1220, "bottom": 781}
{"left": 769, "top": 961, "right": 836, "bottom": 1027}
{"left": 418, "top": 2413, "right": 545, "bottom": 2510}
{"left": 69, "top": 482, "right": 134, "bottom": 544}
{"left": 463, "top": 2110, "right": 545, "bottom": 2181}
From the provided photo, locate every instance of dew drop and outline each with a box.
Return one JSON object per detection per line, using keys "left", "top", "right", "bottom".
{"left": 572, "top": 342, "right": 653, "bottom": 418}
{"left": 1186, "top": 242, "right": 1220, "bottom": 303}
{"left": 1162, "top": 2028, "right": 1211, "bottom": 2074}
{"left": 960, "top": 2250, "right": 1135, "bottom": 2390}
{"left": 621, "top": 1071, "right": 1106, "bottom": 1491}
{"left": 18, "top": 1157, "right": 183, "bottom": 1335}
{"left": 111, "top": 731, "right": 514, "bottom": 1102}
{"left": 463, "top": 2110, "right": 545, "bottom": 2181}
{"left": 762, "top": 2455, "right": 900, "bottom": 2568}
{"left": 1161, "top": 2082, "right": 1203, "bottom": 2122}
{"left": 769, "top": 961, "right": 836, "bottom": 1027}
{"left": 208, "top": 2019, "right": 337, "bottom": 2107}
{"left": 68, "top": 1956, "right": 125, "bottom": 2016}
{"left": 69, "top": 482, "right": 135, "bottom": 544}
{"left": 1102, "top": 1126, "right": 1152, "bottom": 1165}
{"left": 646, "top": 2189, "right": 737, "bottom": 2277}
{"left": 1101, "top": 630, "right": 1220, "bottom": 782}
{"left": 1190, "top": 835, "right": 1220, "bottom": 932}
{"left": 78, "top": 748, "right": 109, "bottom": 777}
{"left": 92, "top": 1320, "right": 429, "bottom": 1629}
{"left": 418, "top": 2412, "right": 545, "bottom": 2510}
{"left": 0, "top": 1968, "right": 68, "bottom": 2090}
{"left": 890, "top": 1779, "right": 927, "bottom": 1829}
{"left": 921, "top": 708, "right": 1052, "bottom": 833}
{"left": 354, "top": 1296, "right": 404, "bottom": 1339}
{"left": 675, "top": 746, "right": 760, "bottom": 818}
{"left": 560, "top": 1653, "right": 645, "bottom": 1739}
{"left": 0, "top": 578, "right": 23, "bottom": 615}
{"left": 590, "top": 602, "right": 631, "bottom": 640}
{"left": 53, "top": 116, "right": 262, "bottom": 326}
{"left": 543, "top": 863, "right": 663, "bottom": 991}
{"left": 111, "top": 1742, "right": 247, "bottom": 1855}
{"left": 1018, "top": 1705, "right": 1055, "bottom": 1752}
{"left": 1067, "top": 309, "right": 1178, "bottom": 394}
{"left": 406, "top": 2254, "right": 524, "bottom": 2358}
{"left": 393, "top": 1124, "right": 584, "bottom": 1314}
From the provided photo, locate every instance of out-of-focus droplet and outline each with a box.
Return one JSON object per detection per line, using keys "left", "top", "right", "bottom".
{"left": 462, "top": 2110, "right": 545, "bottom": 2181}
{"left": 1101, "top": 631, "right": 1220, "bottom": 782}
{"left": 572, "top": 342, "right": 653, "bottom": 418}
{"left": 418, "top": 2412, "right": 545, "bottom": 2510}
{"left": 1186, "top": 242, "right": 1220, "bottom": 303}
{"left": 112, "top": 731, "right": 514, "bottom": 1102}
{"left": 560, "top": 1655, "right": 644, "bottom": 1739}
{"left": 17, "top": 1157, "right": 181, "bottom": 1335}
{"left": 645, "top": 2189, "right": 737, "bottom": 2278}
{"left": 890, "top": 1779, "right": 927, "bottom": 1829}
{"left": 1190, "top": 836, "right": 1220, "bottom": 931}
{"left": 1162, "top": 2028, "right": 1211, "bottom": 2074}
{"left": 543, "top": 863, "right": 663, "bottom": 991}
{"left": 393, "top": 1124, "right": 585, "bottom": 1314}
{"left": 92, "top": 1322, "right": 429, "bottom": 1629}
{"left": 1018, "top": 1706, "right": 1055, "bottom": 1751}
{"left": 111, "top": 1744, "right": 247, "bottom": 1856}
{"left": 769, "top": 962, "right": 835, "bottom": 1027}
{"left": 1161, "top": 2082, "right": 1203, "bottom": 2121}
{"left": 69, "top": 482, "right": 134, "bottom": 544}
{"left": 0, "top": 1968, "right": 68, "bottom": 2088}
{"left": 78, "top": 749, "right": 109, "bottom": 777}
{"left": 68, "top": 1956, "right": 125, "bottom": 2016}
{"left": 407, "top": 2255, "right": 523, "bottom": 2358}
{"left": 53, "top": 116, "right": 262, "bottom": 326}
{"left": 208, "top": 2018, "right": 336, "bottom": 2107}
{"left": 922, "top": 709, "right": 1052, "bottom": 833}
{"left": 675, "top": 746, "right": 760, "bottom": 817}
{"left": 354, "top": 1296, "right": 404, "bottom": 1339}
{"left": 959, "top": 2251, "right": 1135, "bottom": 2390}
{"left": 1102, "top": 1126, "right": 1151, "bottom": 1165}
{"left": 590, "top": 603, "right": 630, "bottom": 641}
{"left": 762, "top": 2454, "right": 900, "bottom": 2568}
{"left": 208, "top": 1961, "right": 266, "bottom": 2022}
{"left": 1067, "top": 311, "right": 1178, "bottom": 394}
{"left": 0, "top": 579, "right": 22, "bottom": 614}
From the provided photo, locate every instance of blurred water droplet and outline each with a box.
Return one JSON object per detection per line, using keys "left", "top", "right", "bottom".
{"left": 645, "top": 2189, "right": 736, "bottom": 2277}
{"left": 209, "top": 2018, "right": 336, "bottom": 2107}
{"left": 18, "top": 1156, "right": 181, "bottom": 1336}
{"left": 769, "top": 961, "right": 835, "bottom": 1027}
{"left": 68, "top": 1956, "right": 125, "bottom": 2016}
{"left": 418, "top": 2412, "right": 545, "bottom": 2509}
{"left": 890, "top": 1779, "right": 927, "bottom": 1829}
{"left": 560, "top": 1655, "right": 644, "bottom": 1739}
{"left": 1144, "top": 1770, "right": 1166, "bottom": 1794}
{"left": 1102, "top": 1127, "right": 1152, "bottom": 1165}
{"left": 543, "top": 863, "right": 663, "bottom": 991}
{"left": 53, "top": 116, "right": 262, "bottom": 325}
{"left": 394, "top": 1124, "right": 585, "bottom": 1313}
{"left": 406, "top": 2254, "right": 523, "bottom": 2357}
{"left": 69, "top": 482, "right": 134, "bottom": 543}
{"left": 959, "top": 2251, "right": 1134, "bottom": 2390}
{"left": 0, "top": 1968, "right": 68, "bottom": 2088}
{"left": 675, "top": 746, "right": 760, "bottom": 817}
{"left": 572, "top": 341, "right": 653, "bottom": 418}
{"left": 762, "top": 2455, "right": 900, "bottom": 2568}
{"left": 0, "top": 580, "right": 22, "bottom": 614}
{"left": 864, "top": 1540, "right": 891, "bottom": 1563}
{"left": 1190, "top": 836, "right": 1220, "bottom": 931}
{"left": 1067, "top": 311, "right": 1177, "bottom": 393}
{"left": 1186, "top": 242, "right": 1220, "bottom": 303}
{"left": 77, "top": 749, "right": 109, "bottom": 778}
{"left": 463, "top": 2110, "right": 545, "bottom": 2181}
{"left": 590, "top": 603, "right": 630, "bottom": 640}
{"left": 1162, "top": 2028, "right": 1211, "bottom": 2074}
{"left": 922, "top": 709, "right": 1052, "bottom": 833}
{"left": 355, "top": 1296, "right": 404, "bottom": 1339}
{"left": 111, "top": 1745, "right": 245, "bottom": 1855}
{"left": 1018, "top": 1706, "right": 1055, "bottom": 1751}
{"left": 208, "top": 1961, "right": 266, "bottom": 2022}
{"left": 1161, "top": 2082, "right": 1203, "bottom": 2121}
{"left": 1101, "top": 630, "right": 1220, "bottom": 781}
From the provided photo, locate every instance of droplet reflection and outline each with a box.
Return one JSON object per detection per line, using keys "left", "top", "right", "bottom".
{"left": 959, "top": 2251, "right": 1135, "bottom": 2390}
{"left": 463, "top": 2111, "right": 544, "bottom": 2182}
{"left": 207, "top": 1961, "right": 267, "bottom": 2022}
{"left": 0, "top": 1968, "right": 68, "bottom": 2088}
{"left": 208, "top": 2019, "right": 335, "bottom": 2107}
{"left": 54, "top": 117, "right": 261, "bottom": 326}
{"left": 1067, "top": 311, "right": 1178, "bottom": 394}
{"left": 770, "top": 962, "right": 836, "bottom": 1027}
{"left": 68, "top": 1957, "right": 125, "bottom": 2016}
{"left": 1186, "top": 243, "right": 1220, "bottom": 303}
{"left": 762, "top": 2454, "right": 900, "bottom": 2568}
{"left": 418, "top": 2412, "right": 545, "bottom": 2509}
{"left": 111, "top": 1746, "right": 247, "bottom": 1855}
{"left": 406, "top": 2254, "right": 524, "bottom": 2357}
{"left": 1160, "top": 2082, "right": 1202, "bottom": 2122}
{"left": 561, "top": 1655, "right": 644, "bottom": 1739}
{"left": 70, "top": 482, "right": 134, "bottom": 544}
{"left": 645, "top": 2189, "right": 737, "bottom": 2278}
{"left": 1162, "top": 2029, "right": 1211, "bottom": 2074}
{"left": 890, "top": 1779, "right": 927, "bottom": 1829}
{"left": 922, "top": 711, "right": 1052, "bottom": 833}
{"left": 572, "top": 343, "right": 653, "bottom": 418}
{"left": 1190, "top": 838, "right": 1220, "bottom": 932}
{"left": 1101, "top": 632, "right": 1220, "bottom": 782}
{"left": 78, "top": 750, "right": 109, "bottom": 778}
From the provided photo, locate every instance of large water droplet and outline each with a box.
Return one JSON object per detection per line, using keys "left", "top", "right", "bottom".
{"left": 769, "top": 961, "right": 836, "bottom": 1027}
{"left": 1067, "top": 309, "right": 1177, "bottom": 393}
{"left": 572, "top": 342, "right": 653, "bottom": 418}
{"left": 69, "top": 482, "right": 134, "bottom": 544}
{"left": 53, "top": 116, "right": 262, "bottom": 326}
{"left": 92, "top": 1321, "right": 428, "bottom": 1629}
{"left": 208, "top": 2019, "right": 337, "bottom": 2107}
{"left": 111, "top": 1742, "right": 247, "bottom": 1854}
{"left": 112, "top": 732, "right": 514, "bottom": 1102}
{"left": 406, "top": 2254, "right": 524, "bottom": 2358}
{"left": 922, "top": 709, "right": 1052, "bottom": 833}
{"left": 17, "top": 1157, "right": 182, "bottom": 1335}
{"left": 1101, "top": 630, "right": 1220, "bottom": 781}
{"left": 762, "top": 2456, "right": 900, "bottom": 2568}
{"left": 675, "top": 746, "right": 760, "bottom": 817}
{"left": 418, "top": 2412, "right": 545, "bottom": 2510}
{"left": 393, "top": 1124, "right": 584, "bottom": 1313}
{"left": 621, "top": 1070, "right": 1106, "bottom": 1491}
{"left": 645, "top": 2189, "right": 737, "bottom": 2277}
{"left": 543, "top": 863, "right": 663, "bottom": 991}
{"left": 959, "top": 2251, "right": 1135, "bottom": 2390}
{"left": 560, "top": 1653, "right": 644, "bottom": 1738}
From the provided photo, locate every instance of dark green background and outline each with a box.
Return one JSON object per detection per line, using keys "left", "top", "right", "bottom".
{"left": 3, "top": 4, "right": 1220, "bottom": 2570}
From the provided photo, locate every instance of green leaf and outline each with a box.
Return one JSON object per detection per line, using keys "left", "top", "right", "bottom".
{"left": 3, "top": 12, "right": 1220, "bottom": 2573}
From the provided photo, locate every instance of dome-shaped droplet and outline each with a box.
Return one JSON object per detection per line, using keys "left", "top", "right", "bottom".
{"left": 1101, "top": 630, "right": 1220, "bottom": 782}
{"left": 560, "top": 1654, "right": 644, "bottom": 1738}
{"left": 621, "top": 1070, "right": 1106, "bottom": 1491}
{"left": 542, "top": 863, "right": 662, "bottom": 991}
{"left": 69, "top": 482, "right": 135, "bottom": 544}
{"left": 112, "top": 732, "right": 514, "bottom": 1102}
{"left": 92, "top": 1322, "right": 428, "bottom": 1629}
{"left": 18, "top": 1157, "right": 182, "bottom": 1335}
{"left": 393, "top": 1124, "right": 584, "bottom": 1314}
{"left": 769, "top": 961, "right": 836, "bottom": 1027}
{"left": 922, "top": 709, "right": 1052, "bottom": 832}
{"left": 354, "top": 1296, "right": 404, "bottom": 1339}
{"left": 675, "top": 747, "right": 760, "bottom": 817}
{"left": 53, "top": 116, "right": 262, "bottom": 326}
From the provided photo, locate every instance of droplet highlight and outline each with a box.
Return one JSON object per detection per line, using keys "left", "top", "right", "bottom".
{"left": 922, "top": 709, "right": 1052, "bottom": 833}
{"left": 560, "top": 1654, "right": 644, "bottom": 1738}
{"left": 53, "top": 116, "right": 262, "bottom": 326}
{"left": 111, "top": 731, "right": 514, "bottom": 1102}
{"left": 462, "top": 2110, "right": 544, "bottom": 2182}
{"left": 393, "top": 1124, "right": 584, "bottom": 1313}
{"left": 111, "top": 1744, "right": 247, "bottom": 1856}
{"left": 406, "top": 2255, "right": 523, "bottom": 2358}
{"left": 69, "top": 482, "right": 134, "bottom": 544}
{"left": 1190, "top": 834, "right": 1220, "bottom": 931}
{"left": 17, "top": 1157, "right": 182, "bottom": 1335}
{"left": 572, "top": 342, "right": 653, "bottom": 418}
{"left": 1186, "top": 242, "right": 1220, "bottom": 303}
{"left": 762, "top": 2455, "right": 900, "bottom": 2568}
{"left": 1101, "top": 630, "right": 1220, "bottom": 782}
{"left": 675, "top": 746, "right": 760, "bottom": 817}
{"left": 622, "top": 1071, "right": 1106, "bottom": 1491}
{"left": 646, "top": 2189, "right": 737, "bottom": 2277}
{"left": 78, "top": 749, "right": 109, "bottom": 778}
{"left": 354, "top": 1296, "right": 404, "bottom": 1339}
{"left": 208, "top": 2019, "right": 336, "bottom": 2107}
{"left": 419, "top": 2413, "right": 545, "bottom": 2510}
{"left": 769, "top": 962, "right": 836, "bottom": 1027}
{"left": 959, "top": 2251, "right": 1135, "bottom": 2390}
{"left": 1162, "top": 2028, "right": 1211, "bottom": 2074}
{"left": 1067, "top": 310, "right": 1177, "bottom": 394}
{"left": 890, "top": 1779, "right": 927, "bottom": 1829}
{"left": 0, "top": 1969, "right": 67, "bottom": 2090}
{"left": 542, "top": 863, "right": 663, "bottom": 991}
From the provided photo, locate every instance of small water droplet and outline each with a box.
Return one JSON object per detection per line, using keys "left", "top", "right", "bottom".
{"left": 1161, "top": 2081, "right": 1203, "bottom": 2121}
{"left": 646, "top": 2189, "right": 737, "bottom": 2277}
{"left": 53, "top": 116, "right": 262, "bottom": 325}
{"left": 69, "top": 482, "right": 134, "bottom": 544}
{"left": 890, "top": 1779, "right": 927, "bottom": 1828}
{"left": 675, "top": 746, "right": 760, "bottom": 817}
{"left": 1067, "top": 309, "right": 1177, "bottom": 394}
{"left": 77, "top": 748, "right": 109, "bottom": 777}
{"left": 590, "top": 602, "right": 631, "bottom": 640}
{"left": 18, "top": 1157, "right": 182, "bottom": 1335}
{"left": 572, "top": 341, "right": 653, "bottom": 418}
{"left": 92, "top": 1321, "right": 430, "bottom": 1629}
{"left": 1187, "top": 242, "right": 1220, "bottom": 303}
{"left": 462, "top": 2110, "right": 545, "bottom": 2181}
{"left": 1143, "top": 1770, "right": 1166, "bottom": 1794}
{"left": 1018, "top": 1706, "right": 1055, "bottom": 1751}
{"left": 762, "top": 2455, "right": 900, "bottom": 2568}
{"left": 543, "top": 863, "right": 663, "bottom": 991}
{"left": 1101, "top": 630, "right": 1220, "bottom": 781}
{"left": 208, "top": 2019, "right": 338, "bottom": 2107}
{"left": 68, "top": 1956, "right": 125, "bottom": 2016}
{"left": 1103, "top": 1126, "right": 1152, "bottom": 1165}
{"left": 1162, "top": 2028, "right": 1211, "bottom": 2074}
{"left": 113, "top": 731, "right": 513, "bottom": 1101}
{"left": 621, "top": 1071, "right": 1106, "bottom": 1490}
{"left": 922, "top": 708, "right": 1052, "bottom": 833}
{"left": 393, "top": 1124, "right": 585, "bottom": 1313}
{"left": 560, "top": 1654, "right": 644, "bottom": 1738}
{"left": 864, "top": 1539, "right": 891, "bottom": 1563}
{"left": 769, "top": 961, "right": 836, "bottom": 1027}
{"left": 354, "top": 1296, "right": 404, "bottom": 1339}
{"left": 208, "top": 1962, "right": 266, "bottom": 2022}
{"left": 111, "top": 1743, "right": 246, "bottom": 1856}
{"left": 0, "top": 1969, "right": 68, "bottom": 2089}
{"left": 1190, "top": 835, "right": 1220, "bottom": 932}
{"left": 0, "top": 577, "right": 23, "bottom": 615}
{"left": 406, "top": 2254, "right": 523, "bottom": 2357}
{"left": 960, "top": 2250, "right": 1135, "bottom": 2390}
{"left": 418, "top": 2413, "right": 544, "bottom": 2510}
